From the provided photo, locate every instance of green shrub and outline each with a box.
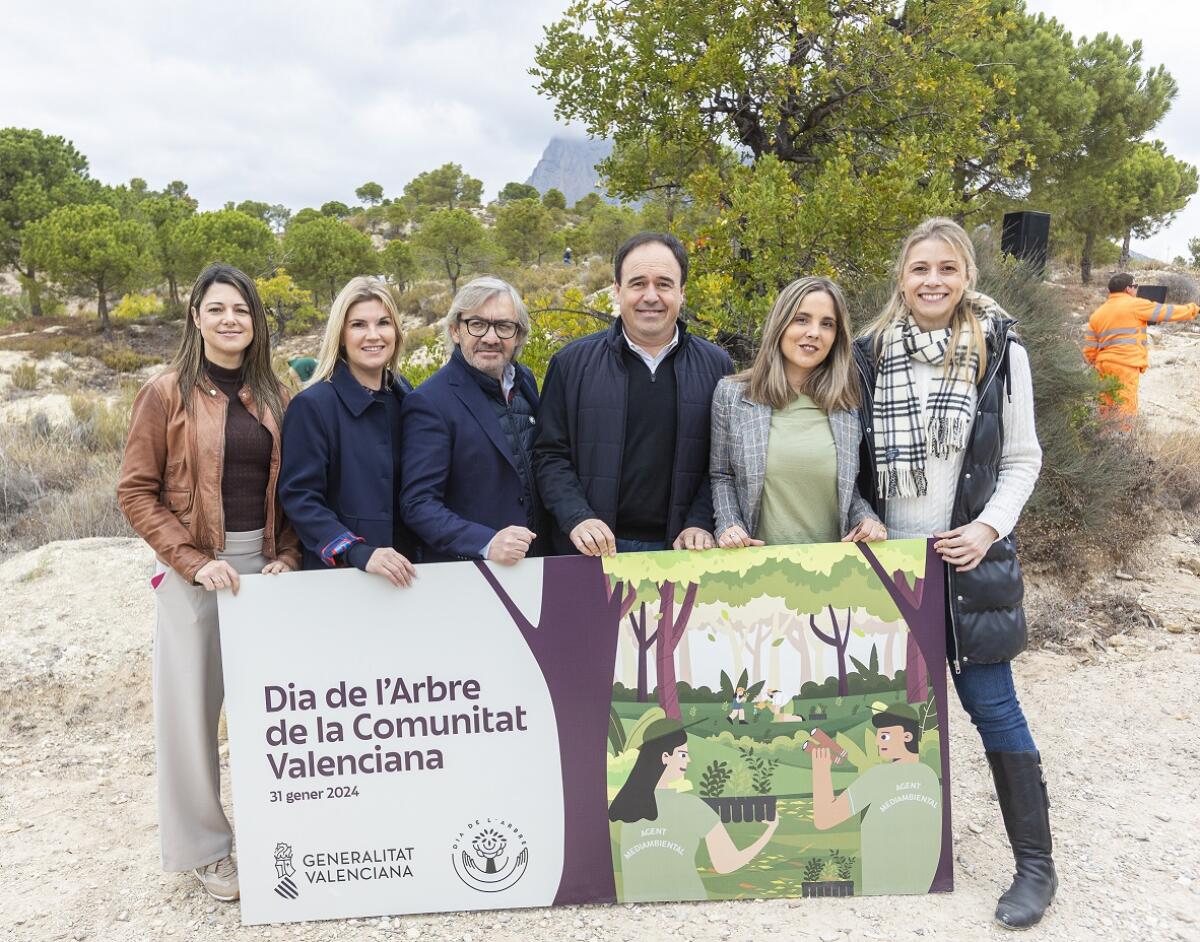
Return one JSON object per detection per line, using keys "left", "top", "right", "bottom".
{"left": 0, "top": 295, "right": 30, "bottom": 323}
{"left": 98, "top": 346, "right": 158, "bottom": 373}
{"left": 0, "top": 332, "right": 91, "bottom": 359}
{"left": 399, "top": 330, "right": 444, "bottom": 387}
{"left": 11, "top": 362, "right": 38, "bottom": 390}
{"left": 112, "top": 292, "right": 164, "bottom": 320}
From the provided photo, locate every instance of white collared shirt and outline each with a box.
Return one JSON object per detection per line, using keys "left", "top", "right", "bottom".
{"left": 500, "top": 362, "right": 517, "bottom": 401}
{"left": 622, "top": 326, "right": 680, "bottom": 377}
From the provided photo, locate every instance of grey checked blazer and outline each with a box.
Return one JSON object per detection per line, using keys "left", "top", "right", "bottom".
{"left": 709, "top": 377, "right": 878, "bottom": 539}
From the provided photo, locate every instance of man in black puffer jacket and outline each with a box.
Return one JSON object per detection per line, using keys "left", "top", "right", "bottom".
{"left": 534, "top": 232, "right": 733, "bottom": 556}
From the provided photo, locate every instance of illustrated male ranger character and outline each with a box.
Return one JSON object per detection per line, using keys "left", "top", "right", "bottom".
{"left": 400, "top": 276, "right": 544, "bottom": 563}
{"left": 811, "top": 703, "right": 942, "bottom": 895}
{"left": 534, "top": 232, "right": 733, "bottom": 556}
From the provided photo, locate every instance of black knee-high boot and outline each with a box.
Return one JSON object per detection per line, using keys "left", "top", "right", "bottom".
{"left": 986, "top": 751, "right": 1058, "bottom": 930}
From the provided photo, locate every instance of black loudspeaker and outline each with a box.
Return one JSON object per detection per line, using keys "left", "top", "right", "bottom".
{"left": 1136, "top": 284, "right": 1168, "bottom": 303}
{"left": 1001, "top": 211, "right": 1051, "bottom": 275}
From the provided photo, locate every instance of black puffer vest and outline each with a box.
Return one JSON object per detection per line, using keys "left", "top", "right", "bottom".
{"left": 491, "top": 384, "right": 539, "bottom": 532}
{"left": 458, "top": 349, "right": 541, "bottom": 535}
{"left": 852, "top": 320, "right": 1027, "bottom": 668}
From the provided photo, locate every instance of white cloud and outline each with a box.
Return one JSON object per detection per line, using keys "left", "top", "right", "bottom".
{"left": 0, "top": 0, "right": 572, "bottom": 209}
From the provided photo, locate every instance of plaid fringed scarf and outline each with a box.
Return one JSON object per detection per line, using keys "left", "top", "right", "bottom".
{"left": 872, "top": 308, "right": 993, "bottom": 499}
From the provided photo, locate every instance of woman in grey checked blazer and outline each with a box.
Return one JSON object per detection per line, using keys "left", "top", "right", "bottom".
{"left": 708, "top": 276, "right": 885, "bottom": 548}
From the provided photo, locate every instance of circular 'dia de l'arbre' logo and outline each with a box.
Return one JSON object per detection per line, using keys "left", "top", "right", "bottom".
{"left": 450, "top": 817, "right": 529, "bottom": 893}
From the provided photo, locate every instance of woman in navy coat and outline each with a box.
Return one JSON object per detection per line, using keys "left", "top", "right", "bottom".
{"left": 279, "top": 277, "right": 417, "bottom": 586}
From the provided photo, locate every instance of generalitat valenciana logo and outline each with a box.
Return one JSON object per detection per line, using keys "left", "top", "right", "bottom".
{"left": 450, "top": 818, "right": 529, "bottom": 893}
{"left": 274, "top": 842, "right": 299, "bottom": 900}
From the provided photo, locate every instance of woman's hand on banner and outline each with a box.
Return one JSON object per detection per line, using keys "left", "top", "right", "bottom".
{"left": 195, "top": 559, "right": 241, "bottom": 594}
{"left": 842, "top": 519, "right": 888, "bottom": 543}
{"left": 260, "top": 558, "right": 295, "bottom": 575}
{"left": 365, "top": 548, "right": 417, "bottom": 587}
{"left": 933, "top": 521, "right": 999, "bottom": 572}
{"left": 717, "top": 526, "right": 764, "bottom": 549}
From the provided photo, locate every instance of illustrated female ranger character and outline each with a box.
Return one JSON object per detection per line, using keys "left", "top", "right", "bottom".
{"left": 608, "top": 719, "right": 777, "bottom": 902}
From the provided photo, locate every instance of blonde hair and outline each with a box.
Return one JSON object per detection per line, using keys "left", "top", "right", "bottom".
{"left": 862, "top": 217, "right": 988, "bottom": 382}
{"left": 735, "top": 276, "right": 858, "bottom": 412}
{"left": 311, "top": 277, "right": 404, "bottom": 385}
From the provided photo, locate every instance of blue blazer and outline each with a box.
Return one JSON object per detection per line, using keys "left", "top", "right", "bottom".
{"left": 279, "top": 361, "right": 414, "bottom": 570}
{"left": 400, "top": 354, "right": 541, "bottom": 563}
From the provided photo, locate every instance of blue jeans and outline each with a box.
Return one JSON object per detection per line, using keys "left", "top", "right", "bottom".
{"left": 615, "top": 539, "right": 668, "bottom": 553}
{"left": 950, "top": 659, "right": 1037, "bottom": 753}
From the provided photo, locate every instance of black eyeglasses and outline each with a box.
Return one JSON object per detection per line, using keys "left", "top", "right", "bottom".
{"left": 459, "top": 317, "right": 520, "bottom": 340}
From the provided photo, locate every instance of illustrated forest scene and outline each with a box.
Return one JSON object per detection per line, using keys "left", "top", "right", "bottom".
{"left": 602, "top": 540, "right": 950, "bottom": 902}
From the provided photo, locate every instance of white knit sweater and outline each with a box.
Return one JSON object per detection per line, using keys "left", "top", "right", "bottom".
{"left": 883, "top": 342, "right": 1041, "bottom": 541}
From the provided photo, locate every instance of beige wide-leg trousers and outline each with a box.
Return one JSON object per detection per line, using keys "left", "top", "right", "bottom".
{"left": 153, "top": 529, "right": 267, "bottom": 871}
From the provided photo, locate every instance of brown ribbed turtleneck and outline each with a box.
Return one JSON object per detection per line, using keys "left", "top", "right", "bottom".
{"left": 204, "top": 359, "right": 272, "bottom": 532}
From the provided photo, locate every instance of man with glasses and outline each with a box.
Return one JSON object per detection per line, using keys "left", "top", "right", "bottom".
{"left": 534, "top": 231, "right": 733, "bottom": 556}
{"left": 1084, "top": 271, "right": 1198, "bottom": 426}
{"left": 400, "top": 276, "right": 543, "bottom": 563}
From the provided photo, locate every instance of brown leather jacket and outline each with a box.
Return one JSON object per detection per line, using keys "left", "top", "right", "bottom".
{"left": 117, "top": 369, "right": 301, "bottom": 582}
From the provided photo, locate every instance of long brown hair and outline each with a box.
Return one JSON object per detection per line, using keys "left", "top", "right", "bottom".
{"left": 172, "top": 263, "right": 285, "bottom": 426}
{"left": 735, "top": 276, "right": 859, "bottom": 412}
{"left": 863, "top": 217, "right": 988, "bottom": 382}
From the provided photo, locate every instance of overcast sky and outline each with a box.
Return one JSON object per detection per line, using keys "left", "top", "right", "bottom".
{"left": 2, "top": 0, "right": 1196, "bottom": 260}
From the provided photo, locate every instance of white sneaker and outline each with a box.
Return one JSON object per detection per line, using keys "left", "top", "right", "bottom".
{"left": 194, "top": 855, "right": 239, "bottom": 901}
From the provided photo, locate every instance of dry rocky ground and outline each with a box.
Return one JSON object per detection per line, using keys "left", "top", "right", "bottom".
{"left": 1, "top": 297, "right": 1199, "bottom": 942}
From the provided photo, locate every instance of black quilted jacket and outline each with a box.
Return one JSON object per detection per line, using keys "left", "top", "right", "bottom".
{"left": 533, "top": 318, "right": 733, "bottom": 555}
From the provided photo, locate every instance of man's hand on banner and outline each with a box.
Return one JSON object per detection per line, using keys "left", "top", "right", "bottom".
{"left": 674, "top": 528, "right": 716, "bottom": 551}
{"left": 570, "top": 518, "right": 616, "bottom": 556}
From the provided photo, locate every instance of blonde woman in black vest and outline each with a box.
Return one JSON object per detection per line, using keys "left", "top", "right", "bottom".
{"left": 854, "top": 218, "right": 1051, "bottom": 929}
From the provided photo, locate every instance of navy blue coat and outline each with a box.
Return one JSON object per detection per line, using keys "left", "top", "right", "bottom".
{"left": 533, "top": 318, "right": 733, "bottom": 555}
{"left": 400, "top": 353, "right": 542, "bottom": 563}
{"left": 278, "top": 361, "right": 414, "bottom": 570}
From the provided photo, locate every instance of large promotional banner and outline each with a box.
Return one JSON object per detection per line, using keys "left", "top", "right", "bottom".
{"left": 218, "top": 540, "right": 951, "bottom": 925}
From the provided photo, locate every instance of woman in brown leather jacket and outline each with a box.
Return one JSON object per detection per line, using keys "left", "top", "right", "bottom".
{"left": 117, "top": 263, "right": 300, "bottom": 902}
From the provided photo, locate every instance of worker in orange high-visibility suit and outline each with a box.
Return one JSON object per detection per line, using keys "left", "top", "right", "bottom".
{"left": 1084, "top": 272, "right": 1198, "bottom": 426}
